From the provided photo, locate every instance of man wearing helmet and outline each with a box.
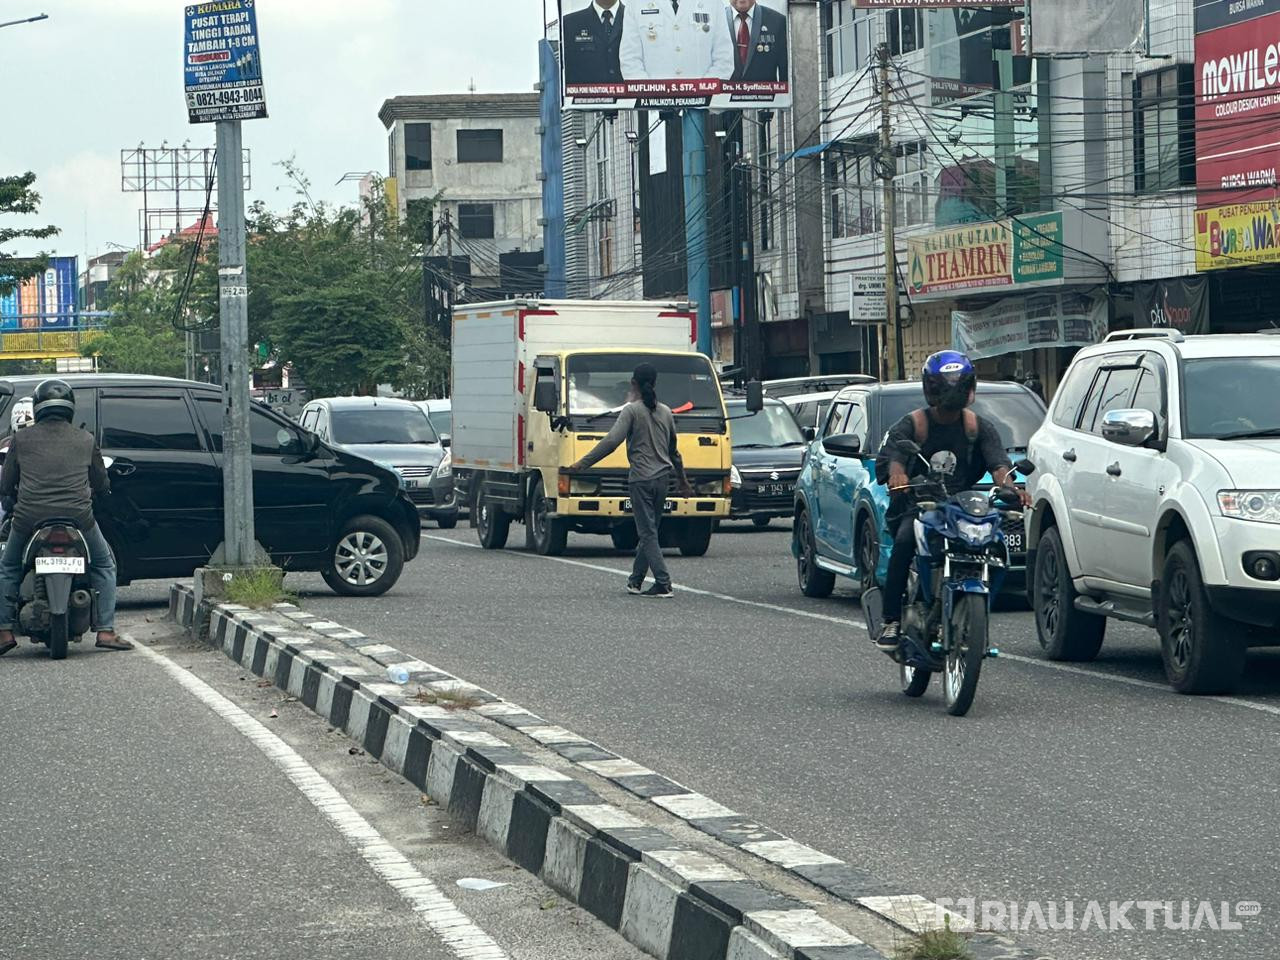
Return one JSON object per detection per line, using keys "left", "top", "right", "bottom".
{"left": 0, "top": 379, "right": 127, "bottom": 657}
{"left": 874, "top": 351, "right": 1029, "bottom": 653}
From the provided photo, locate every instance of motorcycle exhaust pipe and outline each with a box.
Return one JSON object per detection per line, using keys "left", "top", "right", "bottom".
{"left": 70, "top": 589, "right": 91, "bottom": 609}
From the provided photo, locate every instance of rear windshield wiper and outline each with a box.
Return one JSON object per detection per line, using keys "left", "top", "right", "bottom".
{"left": 1218, "top": 427, "right": 1280, "bottom": 441}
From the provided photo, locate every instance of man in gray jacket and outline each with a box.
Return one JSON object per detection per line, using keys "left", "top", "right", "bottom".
{"left": 0, "top": 379, "right": 127, "bottom": 656}
{"left": 571, "top": 363, "right": 692, "bottom": 598}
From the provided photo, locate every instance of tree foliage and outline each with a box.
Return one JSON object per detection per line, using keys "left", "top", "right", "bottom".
{"left": 88, "top": 250, "right": 187, "bottom": 378}
{"left": 0, "top": 172, "right": 59, "bottom": 295}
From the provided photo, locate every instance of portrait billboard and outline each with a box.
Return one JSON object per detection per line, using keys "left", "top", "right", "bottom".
{"left": 1194, "top": 0, "right": 1280, "bottom": 207}
{"left": 1030, "top": 0, "right": 1147, "bottom": 56}
{"left": 559, "top": 0, "right": 791, "bottom": 111}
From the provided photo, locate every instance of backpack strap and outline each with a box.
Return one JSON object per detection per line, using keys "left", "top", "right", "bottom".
{"left": 910, "top": 409, "right": 929, "bottom": 445}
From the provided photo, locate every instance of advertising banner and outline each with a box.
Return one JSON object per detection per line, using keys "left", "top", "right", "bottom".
{"left": 0, "top": 284, "right": 18, "bottom": 330}
{"left": 1132, "top": 276, "right": 1210, "bottom": 335}
{"left": 906, "top": 212, "right": 1063, "bottom": 297}
{"left": 953, "top": 293, "right": 1108, "bottom": 361}
{"left": 1194, "top": 0, "right": 1280, "bottom": 207}
{"left": 43, "top": 256, "right": 78, "bottom": 328}
{"left": 1031, "top": 0, "right": 1147, "bottom": 55}
{"left": 559, "top": 0, "right": 791, "bottom": 111}
{"left": 854, "top": 0, "right": 1020, "bottom": 5}
{"left": 1194, "top": 202, "right": 1280, "bottom": 270}
{"left": 184, "top": 0, "right": 267, "bottom": 124}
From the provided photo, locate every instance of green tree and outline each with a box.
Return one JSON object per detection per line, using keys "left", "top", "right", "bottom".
{"left": 86, "top": 250, "right": 188, "bottom": 377}
{"left": 0, "top": 172, "right": 59, "bottom": 295}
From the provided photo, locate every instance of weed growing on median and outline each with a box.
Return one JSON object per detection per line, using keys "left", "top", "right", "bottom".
{"left": 223, "top": 567, "right": 298, "bottom": 609}
{"left": 412, "top": 686, "right": 484, "bottom": 711}
{"left": 894, "top": 917, "right": 973, "bottom": 960}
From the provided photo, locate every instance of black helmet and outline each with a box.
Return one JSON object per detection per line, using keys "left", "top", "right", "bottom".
{"left": 32, "top": 379, "right": 75, "bottom": 423}
{"left": 921, "top": 350, "right": 976, "bottom": 412}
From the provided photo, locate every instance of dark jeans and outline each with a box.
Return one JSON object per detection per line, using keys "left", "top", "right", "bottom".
{"left": 882, "top": 515, "right": 918, "bottom": 623}
{"left": 628, "top": 473, "right": 671, "bottom": 589}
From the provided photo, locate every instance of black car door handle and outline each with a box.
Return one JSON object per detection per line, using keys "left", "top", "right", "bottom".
{"left": 1106, "top": 462, "right": 1122, "bottom": 477}
{"left": 1062, "top": 449, "right": 1077, "bottom": 462}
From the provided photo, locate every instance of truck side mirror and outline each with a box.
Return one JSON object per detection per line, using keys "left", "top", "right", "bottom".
{"left": 533, "top": 380, "right": 558, "bottom": 414}
{"left": 745, "top": 380, "right": 764, "bottom": 413}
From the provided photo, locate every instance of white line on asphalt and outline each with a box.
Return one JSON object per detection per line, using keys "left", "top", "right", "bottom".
{"left": 133, "top": 641, "right": 509, "bottom": 960}
{"left": 424, "top": 532, "right": 1280, "bottom": 720}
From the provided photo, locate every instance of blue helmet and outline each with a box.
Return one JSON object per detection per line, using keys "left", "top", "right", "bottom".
{"left": 921, "top": 350, "right": 976, "bottom": 412}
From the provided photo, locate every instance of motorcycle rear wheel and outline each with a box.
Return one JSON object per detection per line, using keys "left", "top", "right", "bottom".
{"left": 944, "top": 594, "right": 987, "bottom": 716}
{"left": 48, "top": 612, "right": 68, "bottom": 661}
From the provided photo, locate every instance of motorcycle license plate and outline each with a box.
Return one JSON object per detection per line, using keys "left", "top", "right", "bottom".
{"left": 1005, "top": 531, "right": 1024, "bottom": 553}
{"left": 622, "top": 498, "right": 677, "bottom": 513}
{"left": 35, "top": 556, "right": 85, "bottom": 574}
{"left": 759, "top": 482, "right": 794, "bottom": 497}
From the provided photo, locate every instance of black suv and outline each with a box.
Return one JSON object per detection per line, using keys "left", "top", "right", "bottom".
{"left": 0, "top": 375, "right": 421, "bottom": 596}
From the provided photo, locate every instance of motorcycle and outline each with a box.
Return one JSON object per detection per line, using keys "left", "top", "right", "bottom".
{"left": 864, "top": 444, "right": 1035, "bottom": 717}
{"left": 1, "top": 518, "right": 95, "bottom": 660}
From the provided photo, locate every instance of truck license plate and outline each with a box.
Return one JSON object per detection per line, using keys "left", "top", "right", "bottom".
{"left": 35, "top": 556, "right": 85, "bottom": 574}
{"left": 622, "top": 498, "right": 677, "bottom": 513}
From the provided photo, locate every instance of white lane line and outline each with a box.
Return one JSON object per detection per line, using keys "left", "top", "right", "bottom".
{"left": 133, "top": 641, "right": 508, "bottom": 960}
{"left": 424, "top": 532, "right": 1280, "bottom": 720}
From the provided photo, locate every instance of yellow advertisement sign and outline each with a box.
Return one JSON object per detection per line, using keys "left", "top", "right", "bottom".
{"left": 1194, "top": 202, "right": 1280, "bottom": 271}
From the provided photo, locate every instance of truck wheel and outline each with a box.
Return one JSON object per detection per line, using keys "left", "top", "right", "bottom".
{"left": 1034, "top": 527, "right": 1105, "bottom": 661}
{"left": 610, "top": 522, "right": 639, "bottom": 552}
{"left": 678, "top": 519, "right": 714, "bottom": 557}
{"left": 1158, "top": 540, "right": 1245, "bottom": 694}
{"left": 323, "top": 515, "right": 405, "bottom": 597}
{"left": 475, "top": 494, "right": 510, "bottom": 550}
{"left": 796, "top": 510, "right": 835, "bottom": 598}
{"left": 525, "top": 480, "right": 567, "bottom": 556}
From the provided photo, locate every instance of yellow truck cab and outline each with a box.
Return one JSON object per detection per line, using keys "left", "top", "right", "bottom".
{"left": 452, "top": 299, "right": 744, "bottom": 556}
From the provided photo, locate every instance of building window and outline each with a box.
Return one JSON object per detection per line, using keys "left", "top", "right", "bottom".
{"left": 456, "top": 129, "right": 504, "bottom": 163}
{"left": 593, "top": 134, "right": 613, "bottom": 277}
{"left": 893, "top": 141, "right": 930, "bottom": 228}
{"left": 458, "top": 203, "right": 495, "bottom": 239}
{"left": 887, "top": 9, "right": 924, "bottom": 57}
{"left": 758, "top": 117, "right": 776, "bottom": 251}
{"left": 405, "top": 122, "right": 432, "bottom": 171}
{"left": 1133, "top": 65, "right": 1194, "bottom": 193}
{"left": 388, "top": 132, "right": 398, "bottom": 177}
{"left": 406, "top": 199, "right": 435, "bottom": 244}
{"left": 826, "top": 145, "right": 882, "bottom": 239}
{"left": 822, "top": 2, "right": 873, "bottom": 79}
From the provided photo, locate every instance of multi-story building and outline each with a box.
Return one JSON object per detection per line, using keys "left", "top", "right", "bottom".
{"left": 379, "top": 93, "right": 544, "bottom": 298}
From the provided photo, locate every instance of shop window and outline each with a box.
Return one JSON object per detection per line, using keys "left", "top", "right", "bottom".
{"left": 1133, "top": 65, "right": 1194, "bottom": 193}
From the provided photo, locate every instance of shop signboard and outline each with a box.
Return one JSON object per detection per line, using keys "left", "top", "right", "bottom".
{"left": 907, "top": 212, "right": 1063, "bottom": 297}
{"left": 952, "top": 293, "right": 1107, "bottom": 361}
{"left": 1194, "top": 201, "right": 1280, "bottom": 270}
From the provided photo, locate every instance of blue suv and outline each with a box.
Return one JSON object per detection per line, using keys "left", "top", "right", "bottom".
{"left": 792, "top": 380, "right": 1046, "bottom": 599}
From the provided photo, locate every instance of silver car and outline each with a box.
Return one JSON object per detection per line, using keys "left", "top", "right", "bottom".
{"left": 299, "top": 397, "right": 458, "bottom": 529}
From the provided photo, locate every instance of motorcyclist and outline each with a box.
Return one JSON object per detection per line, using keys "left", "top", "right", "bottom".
{"left": 874, "top": 351, "right": 1029, "bottom": 653}
{"left": 0, "top": 380, "right": 128, "bottom": 657}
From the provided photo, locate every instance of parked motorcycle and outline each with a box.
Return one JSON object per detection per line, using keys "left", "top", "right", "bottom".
{"left": 864, "top": 444, "right": 1035, "bottom": 716}
{"left": 1, "top": 518, "right": 95, "bottom": 660}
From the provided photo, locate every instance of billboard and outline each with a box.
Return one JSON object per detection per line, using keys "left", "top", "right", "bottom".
{"left": 0, "top": 256, "right": 79, "bottom": 329}
{"left": 559, "top": 0, "right": 791, "bottom": 110}
{"left": 1031, "top": 0, "right": 1146, "bottom": 55}
{"left": 854, "top": 0, "right": 1020, "bottom": 6}
{"left": 1194, "top": 0, "right": 1280, "bottom": 207}
{"left": 1194, "top": 202, "right": 1280, "bottom": 270}
{"left": 184, "top": 0, "right": 267, "bottom": 124}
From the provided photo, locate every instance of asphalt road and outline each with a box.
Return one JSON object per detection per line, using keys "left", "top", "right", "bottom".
{"left": 245, "top": 518, "right": 1280, "bottom": 960}
{"left": 0, "top": 614, "right": 643, "bottom": 960}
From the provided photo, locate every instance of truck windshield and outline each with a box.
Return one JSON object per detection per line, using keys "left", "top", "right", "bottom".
{"left": 566, "top": 353, "right": 722, "bottom": 417}
{"left": 330, "top": 407, "right": 438, "bottom": 445}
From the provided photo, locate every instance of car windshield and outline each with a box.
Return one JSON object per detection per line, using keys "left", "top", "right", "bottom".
{"left": 329, "top": 407, "right": 438, "bottom": 445}
{"left": 728, "top": 402, "right": 805, "bottom": 447}
{"left": 879, "top": 388, "right": 1045, "bottom": 450}
{"left": 426, "top": 409, "right": 452, "bottom": 437}
{"left": 566, "top": 353, "right": 723, "bottom": 417}
{"left": 1183, "top": 357, "right": 1280, "bottom": 439}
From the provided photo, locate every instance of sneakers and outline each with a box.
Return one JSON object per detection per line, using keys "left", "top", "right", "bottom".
{"left": 626, "top": 581, "right": 644, "bottom": 595}
{"left": 875, "top": 620, "right": 901, "bottom": 652}
{"left": 642, "top": 583, "right": 674, "bottom": 599}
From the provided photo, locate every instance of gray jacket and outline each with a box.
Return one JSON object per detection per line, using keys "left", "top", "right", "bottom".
{"left": 576, "top": 400, "right": 686, "bottom": 482}
{"left": 0, "top": 418, "right": 110, "bottom": 532}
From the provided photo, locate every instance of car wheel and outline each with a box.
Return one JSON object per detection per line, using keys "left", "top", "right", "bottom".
{"left": 796, "top": 510, "right": 835, "bottom": 598}
{"left": 525, "top": 479, "right": 567, "bottom": 556}
{"left": 435, "top": 511, "right": 458, "bottom": 530}
{"left": 322, "top": 515, "right": 405, "bottom": 597}
{"left": 857, "top": 514, "right": 880, "bottom": 597}
{"left": 679, "top": 519, "right": 714, "bottom": 557}
{"left": 1034, "top": 526, "right": 1105, "bottom": 661}
{"left": 610, "top": 521, "right": 639, "bottom": 552}
{"left": 475, "top": 491, "right": 510, "bottom": 550}
{"left": 752, "top": 515, "right": 771, "bottom": 529}
{"left": 1158, "top": 540, "right": 1245, "bottom": 694}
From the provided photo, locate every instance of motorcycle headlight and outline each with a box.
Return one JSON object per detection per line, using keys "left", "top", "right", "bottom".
{"left": 956, "top": 518, "right": 996, "bottom": 545}
{"left": 730, "top": 464, "right": 742, "bottom": 487}
{"left": 1219, "top": 490, "right": 1280, "bottom": 524}
{"left": 434, "top": 451, "right": 452, "bottom": 480}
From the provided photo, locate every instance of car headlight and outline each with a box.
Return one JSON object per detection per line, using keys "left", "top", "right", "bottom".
{"left": 434, "top": 451, "right": 452, "bottom": 479}
{"left": 956, "top": 518, "right": 996, "bottom": 545}
{"left": 730, "top": 465, "right": 742, "bottom": 487}
{"left": 1219, "top": 490, "right": 1280, "bottom": 523}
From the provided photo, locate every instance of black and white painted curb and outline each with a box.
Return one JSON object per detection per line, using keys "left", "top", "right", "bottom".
{"left": 170, "top": 585, "right": 1045, "bottom": 960}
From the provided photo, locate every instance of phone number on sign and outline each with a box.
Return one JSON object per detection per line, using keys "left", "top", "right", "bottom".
{"left": 187, "top": 85, "right": 264, "bottom": 108}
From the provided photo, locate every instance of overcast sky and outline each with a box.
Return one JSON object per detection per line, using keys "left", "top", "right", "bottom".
{"left": 1, "top": 0, "right": 546, "bottom": 261}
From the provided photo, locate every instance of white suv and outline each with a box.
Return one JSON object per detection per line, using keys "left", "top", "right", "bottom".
{"left": 1026, "top": 329, "right": 1280, "bottom": 693}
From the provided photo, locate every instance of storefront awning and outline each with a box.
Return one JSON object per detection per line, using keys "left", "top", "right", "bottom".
{"left": 785, "top": 140, "right": 835, "bottom": 162}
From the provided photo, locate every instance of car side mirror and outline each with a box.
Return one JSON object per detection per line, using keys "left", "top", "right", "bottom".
{"left": 744, "top": 380, "right": 764, "bottom": 413}
{"left": 1101, "top": 409, "right": 1156, "bottom": 448}
{"left": 821, "top": 433, "right": 862, "bottom": 459}
{"left": 534, "top": 380, "right": 558, "bottom": 415}
{"left": 802, "top": 426, "right": 816, "bottom": 442}
{"left": 440, "top": 434, "right": 452, "bottom": 449}
{"left": 1013, "top": 458, "right": 1035, "bottom": 476}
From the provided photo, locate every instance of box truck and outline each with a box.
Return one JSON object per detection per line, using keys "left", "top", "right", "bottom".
{"left": 452, "top": 299, "right": 748, "bottom": 556}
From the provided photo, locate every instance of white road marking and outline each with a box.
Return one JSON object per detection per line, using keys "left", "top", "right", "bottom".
{"left": 424, "top": 532, "right": 1280, "bottom": 720}
{"left": 134, "top": 641, "right": 509, "bottom": 960}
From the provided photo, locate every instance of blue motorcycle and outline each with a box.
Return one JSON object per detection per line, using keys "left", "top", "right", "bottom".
{"left": 864, "top": 445, "right": 1035, "bottom": 717}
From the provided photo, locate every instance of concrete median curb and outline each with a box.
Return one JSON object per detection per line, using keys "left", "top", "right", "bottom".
{"left": 169, "top": 584, "right": 1047, "bottom": 960}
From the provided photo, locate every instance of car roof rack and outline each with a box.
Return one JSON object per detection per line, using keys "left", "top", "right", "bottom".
{"left": 1104, "top": 328, "right": 1185, "bottom": 343}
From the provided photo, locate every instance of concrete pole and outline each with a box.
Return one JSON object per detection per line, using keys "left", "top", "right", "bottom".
{"left": 215, "top": 119, "right": 257, "bottom": 566}
{"left": 877, "top": 43, "right": 904, "bottom": 380}
{"left": 682, "top": 109, "right": 711, "bottom": 357}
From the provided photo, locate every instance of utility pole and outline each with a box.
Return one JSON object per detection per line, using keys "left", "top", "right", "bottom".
{"left": 683, "top": 110, "right": 712, "bottom": 357}
{"left": 877, "top": 43, "right": 904, "bottom": 380}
